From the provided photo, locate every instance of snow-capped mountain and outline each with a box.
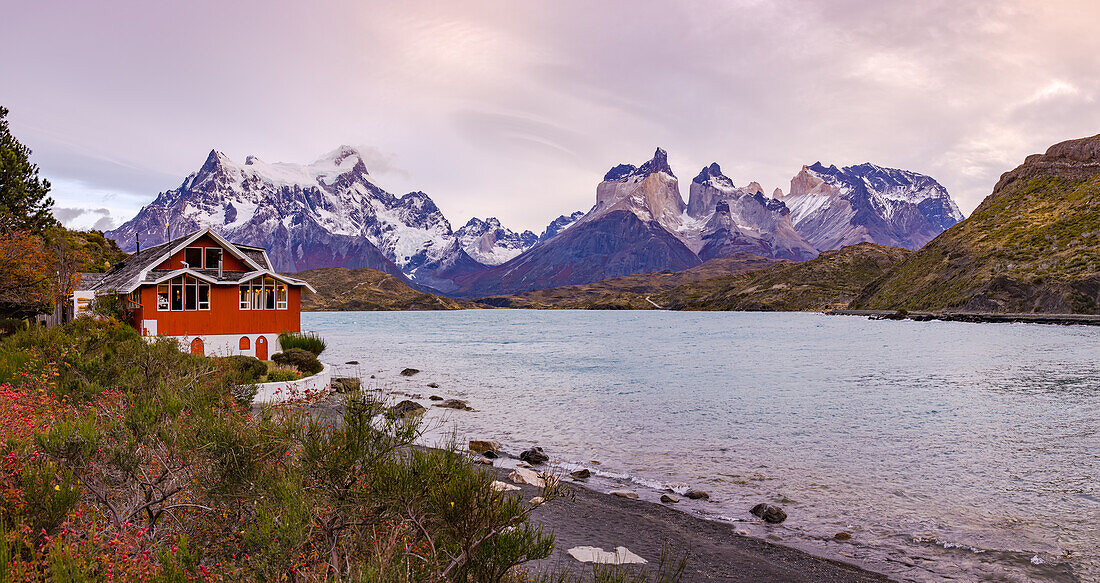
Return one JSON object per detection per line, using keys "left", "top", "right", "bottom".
{"left": 538, "top": 211, "right": 584, "bottom": 242}
{"left": 454, "top": 217, "right": 538, "bottom": 266}
{"left": 780, "top": 162, "right": 965, "bottom": 251}
{"left": 684, "top": 163, "right": 818, "bottom": 261}
{"left": 106, "top": 146, "right": 484, "bottom": 291}
{"left": 456, "top": 149, "right": 700, "bottom": 296}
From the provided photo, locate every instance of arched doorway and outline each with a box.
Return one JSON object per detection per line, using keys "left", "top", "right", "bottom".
{"left": 190, "top": 337, "right": 205, "bottom": 356}
{"left": 239, "top": 336, "right": 251, "bottom": 351}
{"left": 255, "top": 336, "right": 268, "bottom": 360}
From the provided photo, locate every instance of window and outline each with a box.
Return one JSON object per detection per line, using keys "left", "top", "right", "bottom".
{"left": 264, "top": 277, "right": 275, "bottom": 310}
{"left": 238, "top": 278, "right": 290, "bottom": 310}
{"left": 184, "top": 247, "right": 203, "bottom": 269}
{"left": 276, "top": 284, "right": 288, "bottom": 310}
{"left": 239, "top": 336, "right": 250, "bottom": 350}
{"left": 158, "top": 275, "right": 210, "bottom": 311}
{"left": 205, "top": 248, "right": 222, "bottom": 270}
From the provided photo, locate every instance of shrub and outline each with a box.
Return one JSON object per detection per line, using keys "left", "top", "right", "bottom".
{"left": 278, "top": 331, "right": 326, "bottom": 355}
{"left": 223, "top": 354, "right": 267, "bottom": 383}
{"left": 264, "top": 365, "right": 301, "bottom": 383}
{"left": 272, "top": 348, "right": 323, "bottom": 375}
{"left": 89, "top": 289, "right": 132, "bottom": 321}
{"left": 0, "top": 318, "right": 635, "bottom": 582}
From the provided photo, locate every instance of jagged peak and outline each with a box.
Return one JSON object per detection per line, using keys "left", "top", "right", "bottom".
{"left": 637, "top": 147, "right": 675, "bottom": 177}
{"left": 198, "top": 149, "right": 231, "bottom": 175}
{"left": 603, "top": 164, "right": 637, "bottom": 181}
{"left": 692, "top": 162, "right": 734, "bottom": 187}
{"left": 604, "top": 148, "right": 676, "bottom": 182}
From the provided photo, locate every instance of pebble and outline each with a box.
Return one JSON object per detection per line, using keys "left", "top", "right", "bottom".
{"left": 660, "top": 494, "right": 679, "bottom": 504}
{"left": 609, "top": 490, "right": 639, "bottom": 499}
{"left": 570, "top": 468, "right": 591, "bottom": 479}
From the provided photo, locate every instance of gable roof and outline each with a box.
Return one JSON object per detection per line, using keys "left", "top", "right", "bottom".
{"left": 79, "top": 228, "right": 314, "bottom": 293}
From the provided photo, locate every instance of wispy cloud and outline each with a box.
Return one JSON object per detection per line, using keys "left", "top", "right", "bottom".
{"left": 4, "top": 0, "right": 1099, "bottom": 230}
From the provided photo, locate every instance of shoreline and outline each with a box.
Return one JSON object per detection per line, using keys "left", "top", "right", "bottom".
{"left": 305, "top": 307, "right": 1100, "bottom": 327}
{"left": 495, "top": 463, "right": 894, "bottom": 582}
{"left": 826, "top": 309, "right": 1100, "bottom": 326}
{"left": 306, "top": 393, "right": 893, "bottom": 582}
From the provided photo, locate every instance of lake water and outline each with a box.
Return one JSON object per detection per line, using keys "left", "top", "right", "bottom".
{"left": 305, "top": 310, "right": 1100, "bottom": 583}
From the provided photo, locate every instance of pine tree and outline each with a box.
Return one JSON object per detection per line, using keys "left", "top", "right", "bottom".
{"left": 0, "top": 106, "right": 57, "bottom": 233}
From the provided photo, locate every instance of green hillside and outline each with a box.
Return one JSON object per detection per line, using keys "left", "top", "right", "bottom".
{"left": 854, "top": 134, "right": 1100, "bottom": 313}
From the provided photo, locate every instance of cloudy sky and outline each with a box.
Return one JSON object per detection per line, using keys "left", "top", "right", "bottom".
{"left": 3, "top": 0, "right": 1098, "bottom": 232}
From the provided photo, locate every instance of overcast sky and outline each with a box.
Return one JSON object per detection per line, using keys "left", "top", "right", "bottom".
{"left": 3, "top": 0, "right": 1098, "bottom": 232}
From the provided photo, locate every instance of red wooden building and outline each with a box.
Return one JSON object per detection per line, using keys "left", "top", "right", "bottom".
{"left": 75, "top": 228, "right": 315, "bottom": 358}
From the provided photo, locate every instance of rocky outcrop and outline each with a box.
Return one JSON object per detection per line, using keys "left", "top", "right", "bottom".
{"left": 780, "top": 162, "right": 964, "bottom": 252}
{"left": 591, "top": 148, "right": 685, "bottom": 234}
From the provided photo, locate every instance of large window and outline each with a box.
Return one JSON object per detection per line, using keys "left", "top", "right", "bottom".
{"left": 157, "top": 275, "right": 210, "bottom": 311}
{"left": 238, "top": 277, "right": 288, "bottom": 310}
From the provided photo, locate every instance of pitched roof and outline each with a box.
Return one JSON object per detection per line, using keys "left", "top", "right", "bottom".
{"left": 78, "top": 228, "right": 313, "bottom": 293}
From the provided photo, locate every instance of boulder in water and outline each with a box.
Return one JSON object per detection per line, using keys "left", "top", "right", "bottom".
{"left": 750, "top": 503, "right": 787, "bottom": 524}
{"left": 660, "top": 494, "right": 680, "bottom": 504}
{"left": 570, "top": 468, "right": 591, "bottom": 479}
{"left": 400, "top": 368, "right": 420, "bottom": 376}
{"left": 685, "top": 489, "right": 710, "bottom": 500}
{"left": 519, "top": 447, "right": 549, "bottom": 464}
{"left": 389, "top": 400, "right": 426, "bottom": 418}
{"left": 469, "top": 440, "right": 502, "bottom": 454}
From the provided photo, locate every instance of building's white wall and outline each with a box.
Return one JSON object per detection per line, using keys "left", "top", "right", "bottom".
{"left": 162, "top": 333, "right": 283, "bottom": 358}
{"left": 253, "top": 362, "right": 332, "bottom": 404}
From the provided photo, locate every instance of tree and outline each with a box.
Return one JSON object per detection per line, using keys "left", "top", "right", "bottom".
{"left": 0, "top": 230, "right": 52, "bottom": 317}
{"left": 0, "top": 106, "right": 56, "bottom": 234}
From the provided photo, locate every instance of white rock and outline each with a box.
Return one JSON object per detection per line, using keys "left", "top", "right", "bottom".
{"left": 491, "top": 481, "right": 521, "bottom": 492}
{"left": 529, "top": 496, "right": 545, "bottom": 506}
{"left": 509, "top": 467, "right": 546, "bottom": 488}
{"left": 609, "top": 489, "right": 639, "bottom": 499}
{"left": 567, "top": 545, "right": 647, "bottom": 565}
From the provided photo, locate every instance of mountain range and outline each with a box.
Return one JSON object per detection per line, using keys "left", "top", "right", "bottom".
{"left": 107, "top": 146, "right": 963, "bottom": 296}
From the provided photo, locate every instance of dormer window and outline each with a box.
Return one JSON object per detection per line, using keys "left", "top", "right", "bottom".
{"left": 205, "top": 248, "right": 222, "bottom": 270}
{"left": 184, "top": 248, "right": 203, "bottom": 269}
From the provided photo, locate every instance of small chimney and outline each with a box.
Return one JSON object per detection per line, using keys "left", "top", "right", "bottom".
{"left": 218, "top": 256, "right": 223, "bottom": 278}
{"left": 135, "top": 232, "right": 141, "bottom": 253}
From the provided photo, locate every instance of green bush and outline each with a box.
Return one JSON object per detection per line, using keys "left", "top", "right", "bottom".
{"left": 89, "top": 289, "right": 131, "bottom": 321}
{"left": 264, "top": 366, "right": 301, "bottom": 383}
{"left": 223, "top": 354, "right": 267, "bottom": 383}
{"left": 272, "top": 348, "right": 322, "bottom": 375}
{"left": 278, "top": 331, "right": 326, "bottom": 355}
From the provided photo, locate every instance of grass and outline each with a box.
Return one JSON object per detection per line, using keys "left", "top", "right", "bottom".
{"left": 278, "top": 331, "right": 327, "bottom": 355}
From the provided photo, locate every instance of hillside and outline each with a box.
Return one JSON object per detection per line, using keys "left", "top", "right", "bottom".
{"left": 473, "top": 253, "right": 785, "bottom": 309}
{"left": 295, "top": 267, "right": 463, "bottom": 311}
{"left": 854, "top": 134, "right": 1100, "bottom": 313}
{"left": 659, "top": 243, "right": 910, "bottom": 311}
